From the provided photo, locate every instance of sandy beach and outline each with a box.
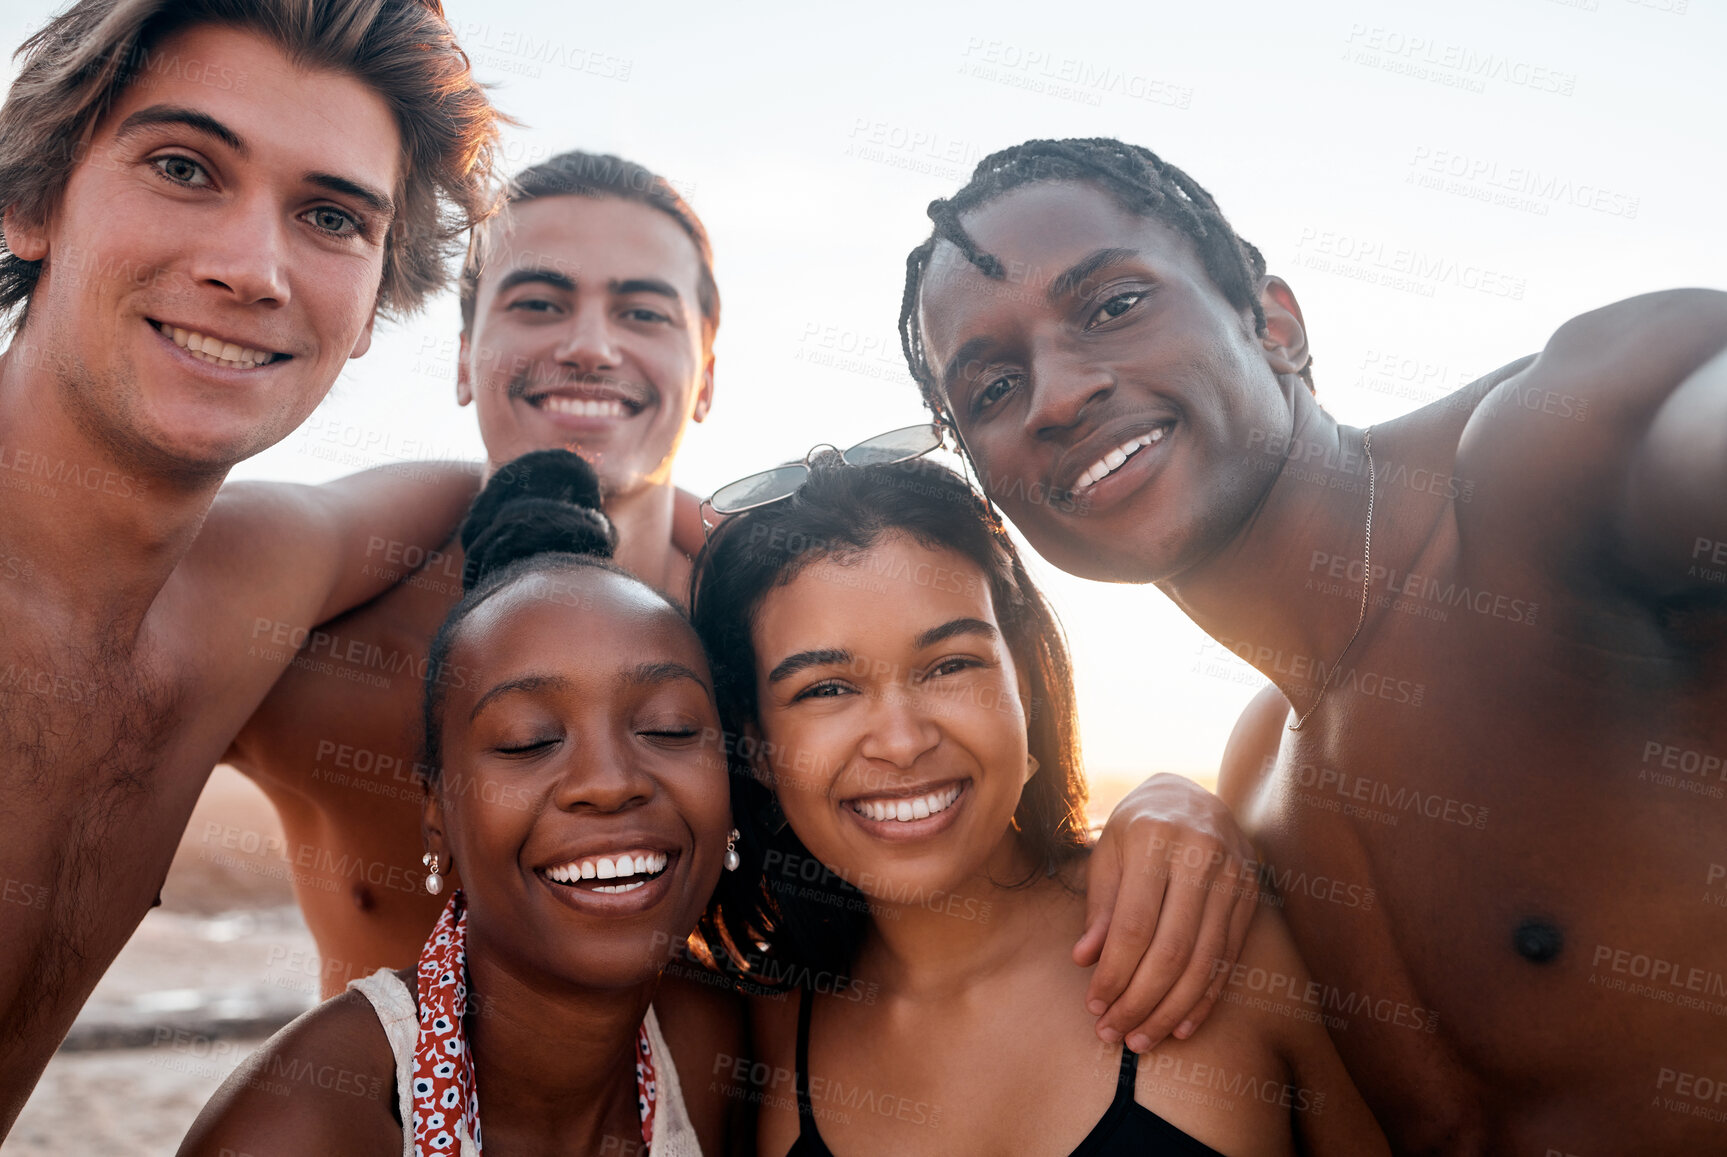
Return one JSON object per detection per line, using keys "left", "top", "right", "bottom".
{"left": 9, "top": 768, "right": 316, "bottom": 1156}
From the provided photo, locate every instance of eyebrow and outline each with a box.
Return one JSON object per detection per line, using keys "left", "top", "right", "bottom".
{"left": 940, "top": 335, "right": 996, "bottom": 395}
{"left": 469, "top": 674, "right": 570, "bottom": 721}
{"left": 493, "top": 270, "right": 683, "bottom": 303}
{"left": 306, "top": 171, "right": 396, "bottom": 220}
{"left": 612, "top": 277, "right": 681, "bottom": 302}
{"left": 768, "top": 647, "right": 852, "bottom": 685}
{"left": 469, "top": 663, "right": 710, "bottom": 721}
{"left": 1047, "top": 247, "right": 1140, "bottom": 304}
{"left": 913, "top": 617, "right": 998, "bottom": 650}
{"left": 496, "top": 267, "right": 577, "bottom": 295}
{"left": 623, "top": 661, "right": 710, "bottom": 694}
{"left": 766, "top": 620, "right": 997, "bottom": 686}
{"left": 113, "top": 105, "right": 395, "bottom": 221}
{"left": 115, "top": 105, "right": 246, "bottom": 154}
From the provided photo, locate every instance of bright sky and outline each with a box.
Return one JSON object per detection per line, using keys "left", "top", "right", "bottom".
{"left": 5, "top": 0, "right": 1722, "bottom": 800}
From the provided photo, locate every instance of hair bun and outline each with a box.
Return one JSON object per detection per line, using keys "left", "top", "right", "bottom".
{"left": 459, "top": 450, "right": 616, "bottom": 589}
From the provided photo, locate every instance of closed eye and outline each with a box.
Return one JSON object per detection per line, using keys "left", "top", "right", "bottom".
{"left": 640, "top": 727, "right": 700, "bottom": 744}
{"left": 496, "top": 737, "right": 559, "bottom": 756}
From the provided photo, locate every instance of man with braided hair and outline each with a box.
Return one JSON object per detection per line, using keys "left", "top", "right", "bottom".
{"left": 902, "top": 136, "right": 1727, "bottom": 1153}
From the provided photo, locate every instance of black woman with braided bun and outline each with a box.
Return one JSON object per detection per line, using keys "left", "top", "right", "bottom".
{"left": 183, "top": 450, "right": 743, "bottom": 1157}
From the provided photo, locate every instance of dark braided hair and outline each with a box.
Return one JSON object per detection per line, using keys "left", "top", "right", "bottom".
{"left": 420, "top": 449, "right": 676, "bottom": 783}
{"left": 898, "top": 137, "right": 1312, "bottom": 431}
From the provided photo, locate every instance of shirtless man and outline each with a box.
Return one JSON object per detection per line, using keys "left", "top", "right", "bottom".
{"left": 901, "top": 138, "right": 1727, "bottom": 1153}
{"left": 0, "top": 0, "right": 499, "bottom": 1134}
{"left": 225, "top": 151, "right": 1265, "bottom": 1074}
{"left": 223, "top": 151, "right": 723, "bottom": 995}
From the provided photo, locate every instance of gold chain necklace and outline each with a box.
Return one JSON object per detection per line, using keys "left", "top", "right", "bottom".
{"left": 1289, "top": 427, "right": 1375, "bottom": 732}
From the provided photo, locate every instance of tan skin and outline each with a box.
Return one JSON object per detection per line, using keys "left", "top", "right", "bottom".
{"left": 181, "top": 569, "right": 747, "bottom": 1157}
{"left": 0, "top": 25, "right": 481, "bottom": 1136}
{"left": 225, "top": 195, "right": 718, "bottom": 994}
{"left": 915, "top": 178, "right": 1727, "bottom": 1153}
{"left": 742, "top": 535, "right": 1386, "bottom": 1157}
{"left": 226, "top": 192, "right": 1259, "bottom": 1062}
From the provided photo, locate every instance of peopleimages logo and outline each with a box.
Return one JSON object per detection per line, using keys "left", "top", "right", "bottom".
{"left": 1341, "top": 24, "right": 1577, "bottom": 96}
{"left": 958, "top": 38, "right": 1194, "bottom": 109}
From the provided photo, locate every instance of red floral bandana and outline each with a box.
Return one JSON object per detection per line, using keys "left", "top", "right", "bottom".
{"left": 412, "top": 891, "right": 657, "bottom": 1154}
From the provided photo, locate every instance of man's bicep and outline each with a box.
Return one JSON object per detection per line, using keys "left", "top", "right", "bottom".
{"left": 1619, "top": 343, "right": 1727, "bottom": 597}
{"left": 1457, "top": 290, "right": 1727, "bottom": 574}
{"left": 301, "top": 461, "right": 480, "bottom": 623}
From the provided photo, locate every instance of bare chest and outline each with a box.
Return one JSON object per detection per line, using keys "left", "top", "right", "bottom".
{"left": 1243, "top": 603, "right": 1727, "bottom": 1151}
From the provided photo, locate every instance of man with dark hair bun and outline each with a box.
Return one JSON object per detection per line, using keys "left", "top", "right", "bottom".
{"left": 0, "top": 0, "right": 503, "bottom": 1134}
{"left": 904, "top": 135, "right": 1727, "bottom": 1154}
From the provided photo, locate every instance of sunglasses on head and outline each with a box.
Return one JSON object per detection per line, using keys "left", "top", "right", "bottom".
{"left": 699, "top": 424, "right": 944, "bottom": 530}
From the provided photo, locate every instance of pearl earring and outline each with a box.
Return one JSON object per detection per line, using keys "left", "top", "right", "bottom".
{"left": 422, "top": 851, "right": 444, "bottom": 895}
{"left": 724, "top": 829, "right": 741, "bottom": 872}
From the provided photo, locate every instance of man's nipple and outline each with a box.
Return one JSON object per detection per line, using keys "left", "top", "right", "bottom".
{"left": 1512, "top": 917, "right": 1564, "bottom": 963}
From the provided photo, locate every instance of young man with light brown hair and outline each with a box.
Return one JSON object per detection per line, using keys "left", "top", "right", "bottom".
{"left": 0, "top": 0, "right": 503, "bottom": 1134}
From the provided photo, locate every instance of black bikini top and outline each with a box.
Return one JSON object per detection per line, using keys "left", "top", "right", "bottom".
{"left": 783, "top": 988, "right": 1227, "bottom": 1157}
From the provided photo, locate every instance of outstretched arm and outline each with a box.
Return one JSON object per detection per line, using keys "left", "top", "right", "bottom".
{"left": 199, "top": 460, "right": 481, "bottom": 628}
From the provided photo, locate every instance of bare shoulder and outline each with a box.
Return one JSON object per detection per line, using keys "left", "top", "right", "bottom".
{"left": 1214, "top": 908, "right": 1391, "bottom": 1155}
{"left": 671, "top": 485, "right": 708, "bottom": 561}
{"left": 178, "top": 986, "right": 402, "bottom": 1157}
{"left": 744, "top": 989, "right": 802, "bottom": 1157}
{"left": 654, "top": 963, "right": 751, "bottom": 1151}
{"left": 1216, "top": 683, "right": 1289, "bottom": 817}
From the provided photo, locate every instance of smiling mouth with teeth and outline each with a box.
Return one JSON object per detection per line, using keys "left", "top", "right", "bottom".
{"left": 1073, "top": 424, "right": 1172, "bottom": 492}
{"left": 527, "top": 393, "right": 638, "bottom": 419}
{"left": 152, "top": 321, "right": 282, "bottom": 370}
{"left": 544, "top": 850, "right": 671, "bottom": 894}
{"left": 849, "top": 782, "right": 964, "bottom": 823}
